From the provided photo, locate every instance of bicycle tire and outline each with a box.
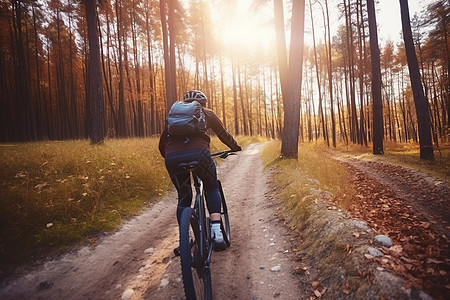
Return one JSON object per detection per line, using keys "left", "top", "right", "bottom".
{"left": 218, "top": 180, "right": 231, "bottom": 246}
{"left": 199, "top": 191, "right": 212, "bottom": 300}
{"left": 179, "top": 207, "right": 204, "bottom": 300}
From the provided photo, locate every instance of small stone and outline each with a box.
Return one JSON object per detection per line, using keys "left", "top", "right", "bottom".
{"left": 121, "top": 289, "right": 134, "bottom": 300}
{"left": 271, "top": 265, "right": 281, "bottom": 272}
{"left": 405, "top": 288, "right": 433, "bottom": 300}
{"left": 259, "top": 265, "right": 265, "bottom": 269}
{"left": 368, "top": 247, "right": 384, "bottom": 257}
{"left": 374, "top": 235, "right": 393, "bottom": 247}
{"left": 352, "top": 219, "right": 370, "bottom": 231}
{"left": 269, "top": 242, "right": 275, "bottom": 246}
{"left": 144, "top": 247, "right": 154, "bottom": 254}
{"left": 159, "top": 278, "right": 169, "bottom": 288}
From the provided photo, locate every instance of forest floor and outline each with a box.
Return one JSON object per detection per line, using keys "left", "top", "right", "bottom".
{"left": 0, "top": 143, "right": 448, "bottom": 299}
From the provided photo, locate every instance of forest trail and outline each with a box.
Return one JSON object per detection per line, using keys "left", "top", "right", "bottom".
{"left": 0, "top": 143, "right": 301, "bottom": 300}
{"left": 334, "top": 154, "right": 450, "bottom": 298}
{"left": 0, "top": 144, "right": 449, "bottom": 299}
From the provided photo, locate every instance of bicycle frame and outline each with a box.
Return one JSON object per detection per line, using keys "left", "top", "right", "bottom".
{"left": 185, "top": 164, "right": 213, "bottom": 297}
{"left": 179, "top": 150, "right": 236, "bottom": 299}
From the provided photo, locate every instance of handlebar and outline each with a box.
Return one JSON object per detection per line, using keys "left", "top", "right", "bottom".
{"left": 211, "top": 150, "right": 239, "bottom": 159}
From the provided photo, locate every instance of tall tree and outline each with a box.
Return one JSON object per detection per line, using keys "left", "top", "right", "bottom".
{"left": 85, "top": 0, "right": 105, "bottom": 144}
{"left": 399, "top": 0, "right": 434, "bottom": 159}
{"left": 367, "top": 0, "right": 383, "bottom": 154}
{"left": 277, "top": 0, "right": 306, "bottom": 159}
{"left": 160, "top": 0, "right": 177, "bottom": 113}
{"left": 12, "top": 0, "right": 36, "bottom": 141}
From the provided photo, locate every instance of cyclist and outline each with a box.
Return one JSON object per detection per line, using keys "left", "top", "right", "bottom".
{"left": 159, "top": 90, "right": 242, "bottom": 250}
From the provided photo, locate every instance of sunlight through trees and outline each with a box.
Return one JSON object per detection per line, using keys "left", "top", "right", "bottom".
{"left": 0, "top": 0, "right": 447, "bottom": 159}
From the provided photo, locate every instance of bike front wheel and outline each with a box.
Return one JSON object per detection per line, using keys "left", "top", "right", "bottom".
{"left": 179, "top": 207, "right": 204, "bottom": 300}
{"left": 218, "top": 180, "right": 231, "bottom": 246}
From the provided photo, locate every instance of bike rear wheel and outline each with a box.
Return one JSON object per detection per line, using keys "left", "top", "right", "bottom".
{"left": 218, "top": 180, "right": 231, "bottom": 246}
{"left": 179, "top": 207, "right": 204, "bottom": 300}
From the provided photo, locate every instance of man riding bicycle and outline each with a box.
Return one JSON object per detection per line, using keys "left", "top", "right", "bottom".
{"left": 158, "top": 90, "right": 242, "bottom": 250}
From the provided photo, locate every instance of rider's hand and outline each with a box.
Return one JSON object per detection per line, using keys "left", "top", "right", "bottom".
{"left": 232, "top": 145, "right": 242, "bottom": 152}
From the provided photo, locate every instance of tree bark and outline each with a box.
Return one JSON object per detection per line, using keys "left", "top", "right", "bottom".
{"left": 399, "top": 0, "right": 434, "bottom": 159}
{"left": 280, "top": 0, "right": 305, "bottom": 159}
{"left": 85, "top": 0, "right": 105, "bottom": 144}
{"left": 367, "top": 0, "right": 384, "bottom": 154}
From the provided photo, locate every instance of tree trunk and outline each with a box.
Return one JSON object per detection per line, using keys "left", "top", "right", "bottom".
{"left": 367, "top": 0, "right": 384, "bottom": 154}
{"left": 399, "top": 0, "right": 434, "bottom": 159}
{"left": 168, "top": 0, "right": 177, "bottom": 103}
{"left": 85, "top": 0, "right": 105, "bottom": 144}
{"left": 324, "top": 0, "right": 336, "bottom": 147}
{"left": 280, "top": 0, "right": 305, "bottom": 159}
{"left": 160, "top": 0, "right": 174, "bottom": 113}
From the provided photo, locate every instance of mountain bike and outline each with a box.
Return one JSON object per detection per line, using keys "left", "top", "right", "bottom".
{"left": 178, "top": 150, "right": 235, "bottom": 300}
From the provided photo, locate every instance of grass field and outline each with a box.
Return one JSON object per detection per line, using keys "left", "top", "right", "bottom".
{"left": 1, "top": 137, "right": 446, "bottom": 275}
{"left": 0, "top": 135, "right": 264, "bottom": 275}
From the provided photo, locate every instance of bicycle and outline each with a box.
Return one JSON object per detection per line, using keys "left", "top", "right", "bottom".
{"left": 178, "top": 150, "right": 235, "bottom": 300}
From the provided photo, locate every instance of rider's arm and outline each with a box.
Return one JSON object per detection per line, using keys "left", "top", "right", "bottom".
{"left": 204, "top": 109, "right": 242, "bottom": 152}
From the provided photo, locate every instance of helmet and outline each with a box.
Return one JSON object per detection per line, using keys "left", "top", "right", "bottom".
{"left": 183, "top": 90, "right": 207, "bottom": 105}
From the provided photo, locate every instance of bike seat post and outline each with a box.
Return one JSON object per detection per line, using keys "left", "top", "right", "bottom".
{"left": 179, "top": 161, "right": 201, "bottom": 189}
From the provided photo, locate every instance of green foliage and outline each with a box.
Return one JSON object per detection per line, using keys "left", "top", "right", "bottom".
{"left": 0, "top": 139, "right": 170, "bottom": 271}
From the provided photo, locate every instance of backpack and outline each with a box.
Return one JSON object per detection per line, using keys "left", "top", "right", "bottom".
{"left": 167, "top": 100, "right": 207, "bottom": 136}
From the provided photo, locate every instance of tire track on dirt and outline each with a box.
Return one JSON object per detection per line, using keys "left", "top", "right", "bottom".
{"left": 0, "top": 143, "right": 301, "bottom": 300}
{"left": 0, "top": 195, "right": 179, "bottom": 300}
{"left": 210, "top": 142, "right": 301, "bottom": 299}
{"left": 145, "top": 143, "right": 301, "bottom": 299}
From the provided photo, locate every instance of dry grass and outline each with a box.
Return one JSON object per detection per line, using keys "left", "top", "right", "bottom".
{"left": 261, "top": 139, "right": 449, "bottom": 231}
{"left": 262, "top": 140, "right": 355, "bottom": 218}
{"left": 335, "top": 140, "right": 450, "bottom": 180}
{"left": 0, "top": 135, "right": 266, "bottom": 275}
{"left": 261, "top": 140, "right": 449, "bottom": 298}
{"left": 0, "top": 138, "right": 170, "bottom": 273}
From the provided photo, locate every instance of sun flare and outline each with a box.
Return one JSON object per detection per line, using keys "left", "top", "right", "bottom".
{"left": 211, "top": 1, "right": 275, "bottom": 55}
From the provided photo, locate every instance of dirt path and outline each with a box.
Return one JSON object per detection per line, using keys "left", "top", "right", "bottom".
{"left": 2, "top": 145, "right": 449, "bottom": 300}
{"left": 0, "top": 143, "right": 301, "bottom": 300}
{"left": 334, "top": 154, "right": 450, "bottom": 299}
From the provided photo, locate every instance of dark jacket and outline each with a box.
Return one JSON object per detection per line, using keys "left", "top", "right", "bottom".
{"left": 158, "top": 108, "right": 240, "bottom": 158}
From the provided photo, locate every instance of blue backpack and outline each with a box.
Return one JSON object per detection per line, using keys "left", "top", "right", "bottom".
{"left": 167, "top": 101, "right": 207, "bottom": 136}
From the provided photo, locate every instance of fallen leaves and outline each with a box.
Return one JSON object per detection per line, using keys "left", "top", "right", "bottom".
{"left": 342, "top": 283, "right": 351, "bottom": 295}
{"left": 337, "top": 158, "right": 450, "bottom": 299}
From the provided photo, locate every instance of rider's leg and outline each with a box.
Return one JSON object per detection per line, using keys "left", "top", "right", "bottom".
{"left": 165, "top": 153, "right": 193, "bottom": 225}
{"left": 196, "top": 151, "right": 226, "bottom": 249}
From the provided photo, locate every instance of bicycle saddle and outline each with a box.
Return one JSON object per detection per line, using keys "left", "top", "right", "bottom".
{"left": 178, "top": 161, "right": 199, "bottom": 169}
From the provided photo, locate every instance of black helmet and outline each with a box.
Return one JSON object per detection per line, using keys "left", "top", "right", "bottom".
{"left": 183, "top": 90, "right": 207, "bottom": 105}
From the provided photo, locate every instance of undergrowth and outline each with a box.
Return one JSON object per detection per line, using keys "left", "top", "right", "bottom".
{"left": 0, "top": 138, "right": 170, "bottom": 274}
{"left": 336, "top": 140, "right": 450, "bottom": 180}
{"left": 260, "top": 139, "right": 449, "bottom": 298}
{"left": 262, "top": 140, "right": 355, "bottom": 219}
{"left": 0, "top": 135, "right": 264, "bottom": 275}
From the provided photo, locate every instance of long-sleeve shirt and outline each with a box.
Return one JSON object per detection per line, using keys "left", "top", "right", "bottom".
{"left": 158, "top": 108, "right": 240, "bottom": 158}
